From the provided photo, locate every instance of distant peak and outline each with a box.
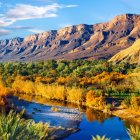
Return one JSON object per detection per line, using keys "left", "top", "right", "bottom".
{"left": 113, "top": 13, "right": 140, "bottom": 19}
{"left": 109, "top": 13, "right": 140, "bottom": 25}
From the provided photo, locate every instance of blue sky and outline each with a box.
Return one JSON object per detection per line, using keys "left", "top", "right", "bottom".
{"left": 0, "top": 0, "right": 140, "bottom": 39}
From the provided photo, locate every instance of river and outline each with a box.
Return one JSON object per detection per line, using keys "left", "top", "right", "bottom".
{"left": 8, "top": 96, "right": 131, "bottom": 140}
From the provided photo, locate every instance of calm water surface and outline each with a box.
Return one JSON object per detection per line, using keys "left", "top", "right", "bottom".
{"left": 8, "top": 96, "right": 131, "bottom": 140}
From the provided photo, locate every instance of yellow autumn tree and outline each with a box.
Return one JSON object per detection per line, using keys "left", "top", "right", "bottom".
{"left": 0, "top": 80, "right": 8, "bottom": 105}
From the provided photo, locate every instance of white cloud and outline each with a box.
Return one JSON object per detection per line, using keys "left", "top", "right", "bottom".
{"left": 0, "top": 29, "right": 10, "bottom": 36}
{"left": 65, "top": 5, "right": 78, "bottom": 8}
{"left": 28, "top": 29, "right": 45, "bottom": 33}
{"left": 8, "top": 26, "right": 32, "bottom": 30}
{"left": 5, "top": 3, "right": 61, "bottom": 21}
{"left": 5, "top": 3, "right": 78, "bottom": 21}
{"left": 0, "top": 3, "right": 78, "bottom": 27}
{"left": 0, "top": 20, "right": 15, "bottom": 28}
{"left": 0, "top": 3, "right": 78, "bottom": 36}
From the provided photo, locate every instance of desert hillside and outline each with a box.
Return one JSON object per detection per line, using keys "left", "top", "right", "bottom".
{"left": 109, "top": 39, "right": 140, "bottom": 64}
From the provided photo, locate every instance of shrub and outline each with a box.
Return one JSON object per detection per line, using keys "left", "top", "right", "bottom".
{"left": 35, "top": 84, "right": 66, "bottom": 101}
{"left": 12, "top": 77, "right": 35, "bottom": 94}
{"left": 121, "top": 97, "right": 131, "bottom": 108}
{"left": 127, "top": 125, "right": 140, "bottom": 140}
{"left": 0, "top": 110, "right": 49, "bottom": 140}
{"left": 122, "top": 96, "right": 140, "bottom": 112}
{"left": 67, "top": 87, "right": 84, "bottom": 104}
{"left": 130, "top": 96, "right": 140, "bottom": 111}
{"left": 104, "top": 104, "right": 112, "bottom": 113}
{"left": 92, "top": 135, "right": 110, "bottom": 140}
{"left": 86, "top": 91, "right": 106, "bottom": 110}
{"left": 0, "top": 80, "right": 8, "bottom": 105}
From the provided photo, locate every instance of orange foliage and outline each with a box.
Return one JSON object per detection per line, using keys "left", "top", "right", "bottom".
{"left": 56, "top": 77, "right": 67, "bottom": 85}
{"left": 35, "top": 76, "right": 55, "bottom": 84}
{"left": 86, "top": 90, "right": 106, "bottom": 109}
{"left": 92, "top": 72, "right": 125, "bottom": 85}
{"left": 0, "top": 80, "right": 8, "bottom": 105}
{"left": 12, "top": 77, "right": 84, "bottom": 103}
{"left": 66, "top": 87, "right": 84, "bottom": 104}
{"left": 130, "top": 96, "right": 140, "bottom": 111}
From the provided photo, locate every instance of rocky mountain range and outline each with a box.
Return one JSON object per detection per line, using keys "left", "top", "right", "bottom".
{"left": 0, "top": 14, "right": 140, "bottom": 62}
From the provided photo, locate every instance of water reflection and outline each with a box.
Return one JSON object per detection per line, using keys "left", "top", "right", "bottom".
{"left": 86, "top": 108, "right": 112, "bottom": 123}
{"left": 12, "top": 93, "right": 79, "bottom": 109}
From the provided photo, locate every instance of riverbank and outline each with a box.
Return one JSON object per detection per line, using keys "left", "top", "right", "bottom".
{"left": 11, "top": 94, "right": 140, "bottom": 126}
{"left": 112, "top": 107, "right": 140, "bottom": 124}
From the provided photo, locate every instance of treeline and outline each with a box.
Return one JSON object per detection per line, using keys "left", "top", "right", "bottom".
{"left": 0, "top": 60, "right": 140, "bottom": 109}
{"left": 12, "top": 76, "right": 85, "bottom": 104}
{"left": 0, "top": 60, "right": 138, "bottom": 88}
{"left": 10, "top": 75, "right": 140, "bottom": 112}
{"left": 0, "top": 60, "right": 135, "bottom": 81}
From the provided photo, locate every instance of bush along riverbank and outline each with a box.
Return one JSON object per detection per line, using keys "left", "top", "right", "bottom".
{"left": 1, "top": 74, "right": 140, "bottom": 125}
{"left": 9, "top": 78, "right": 140, "bottom": 124}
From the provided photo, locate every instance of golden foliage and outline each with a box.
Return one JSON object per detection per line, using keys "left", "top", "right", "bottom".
{"left": 36, "top": 83, "right": 66, "bottom": 100}
{"left": 0, "top": 80, "right": 8, "bottom": 105}
{"left": 130, "top": 96, "right": 140, "bottom": 111}
{"left": 12, "top": 77, "right": 35, "bottom": 94}
{"left": 56, "top": 77, "right": 67, "bottom": 85}
{"left": 86, "top": 90, "right": 106, "bottom": 109}
{"left": 12, "top": 78, "right": 84, "bottom": 104}
{"left": 92, "top": 72, "right": 126, "bottom": 85}
{"left": 66, "top": 87, "right": 84, "bottom": 104}
{"left": 127, "top": 125, "right": 140, "bottom": 140}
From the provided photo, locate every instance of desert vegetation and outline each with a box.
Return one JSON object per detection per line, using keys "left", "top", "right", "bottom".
{"left": 127, "top": 125, "right": 140, "bottom": 140}
{"left": 0, "top": 110, "right": 49, "bottom": 140}
{"left": 0, "top": 79, "right": 9, "bottom": 106}
{"left": 92, "top": 135, "right": 110, "bottom": 140}
{"left": 121, "top": 96, "right": 140, "bottom": 112}
{"left": 0, "top": 60, "right": 140, "bottom": 110}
